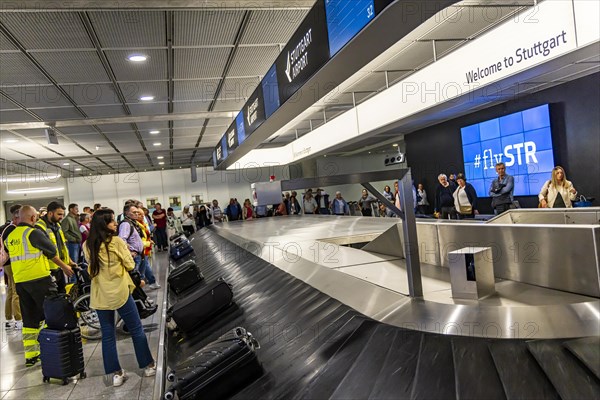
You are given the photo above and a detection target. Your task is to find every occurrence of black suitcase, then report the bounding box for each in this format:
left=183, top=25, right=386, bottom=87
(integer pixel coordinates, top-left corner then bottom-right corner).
left=168, top=279, right=233, bottom=333
left=164, top=327, right=261, bottom=400
left=43, top=293, right=79, bottom=330
left=168, top=260, right=204, bottom=295
left=170, top=240, right=194, bottom=261
left=39, top=328, right=86, bottom=385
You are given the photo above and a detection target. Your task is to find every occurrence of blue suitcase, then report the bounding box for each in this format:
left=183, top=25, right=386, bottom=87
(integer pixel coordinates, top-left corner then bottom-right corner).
left=170, top=240, right=194, bottom=261
left=39, top=327, right=86, bottom=385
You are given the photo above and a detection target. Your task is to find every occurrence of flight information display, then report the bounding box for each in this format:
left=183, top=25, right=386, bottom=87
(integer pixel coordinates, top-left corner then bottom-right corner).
left=461, top=104, right=555, bottom=197
left=262, top=64, right=280, bottom=119
left=325, top=0, right=375, bottom=57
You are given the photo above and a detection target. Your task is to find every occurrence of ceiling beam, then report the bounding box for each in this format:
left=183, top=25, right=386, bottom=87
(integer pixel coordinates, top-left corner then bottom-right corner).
left=0, top=1, right=315, bottom=11
left=0, top=111, right=237, bottom=131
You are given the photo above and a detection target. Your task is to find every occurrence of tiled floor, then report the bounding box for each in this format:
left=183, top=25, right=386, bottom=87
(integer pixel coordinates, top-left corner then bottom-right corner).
left=0, top=253, right=167, bottom=400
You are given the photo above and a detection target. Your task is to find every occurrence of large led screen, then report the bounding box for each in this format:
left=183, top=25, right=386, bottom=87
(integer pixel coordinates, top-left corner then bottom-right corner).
left=461, top=104, right=555, bottom=197
left=325, top=0, right=376, bottom=57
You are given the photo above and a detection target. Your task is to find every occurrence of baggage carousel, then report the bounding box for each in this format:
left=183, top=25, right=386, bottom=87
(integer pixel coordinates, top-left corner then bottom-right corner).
left=160, top=215, right=600, bottom=399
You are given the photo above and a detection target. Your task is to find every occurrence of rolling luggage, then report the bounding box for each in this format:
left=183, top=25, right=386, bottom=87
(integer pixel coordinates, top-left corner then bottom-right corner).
left=43, top=293, right=78, bottom=330
left=164, top=327, right=261, bottom=400
left=167, top=279, right=233, bottom=333
left=39, top=327, right=86, bottom=385
left=170, top=239, right=194, bottom=261
left=168, top=260, right=204, bottom=295
left=170, top=233, right=184, bottom=241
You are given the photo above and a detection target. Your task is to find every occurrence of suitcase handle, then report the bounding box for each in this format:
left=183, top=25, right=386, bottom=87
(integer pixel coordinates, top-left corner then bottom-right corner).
left=217, top=277, right=233, bottom=290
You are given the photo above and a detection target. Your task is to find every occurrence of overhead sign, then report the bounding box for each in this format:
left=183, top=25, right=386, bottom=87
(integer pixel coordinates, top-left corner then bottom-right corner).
left=262, top=64, right=280, bottom=119
left=236, top=111, right=246, bottom=146
left=275, top=0, right=330, bottom=104
left=226, top=124, right=237, bottom=153
left=243, top=84, right=266, bottom=136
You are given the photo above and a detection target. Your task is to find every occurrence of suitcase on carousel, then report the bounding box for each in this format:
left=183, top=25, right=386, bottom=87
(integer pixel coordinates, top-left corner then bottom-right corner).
left=170, top=239, right=194, bottom=261
left=168, top=260, right=204, bottom=295
left=164, top=327, right=262, bottom=400
left=167, top=279, right=233, bottom=333
left=39, top=327, right=86, bottom=385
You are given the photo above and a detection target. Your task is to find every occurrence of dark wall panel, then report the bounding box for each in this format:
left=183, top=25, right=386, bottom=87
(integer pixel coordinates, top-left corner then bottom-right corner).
left=406, top=72, right=600, bottom=214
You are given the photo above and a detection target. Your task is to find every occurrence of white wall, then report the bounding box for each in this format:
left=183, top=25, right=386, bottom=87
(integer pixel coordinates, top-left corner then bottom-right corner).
left=1, top=177, right=70, bottom=221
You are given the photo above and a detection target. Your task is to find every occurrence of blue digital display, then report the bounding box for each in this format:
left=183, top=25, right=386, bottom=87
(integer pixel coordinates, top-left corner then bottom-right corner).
left=325, top=0, right=376, bottom=57
left=262, top=64, right=280, bottom=119
left=236, top=111, right=246, bottom=145
left=461, top=104, right=555, bottom=197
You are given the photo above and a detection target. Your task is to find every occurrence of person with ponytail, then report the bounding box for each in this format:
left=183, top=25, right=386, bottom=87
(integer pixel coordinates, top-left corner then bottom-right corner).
left=83, top=209, right=156, bottom=387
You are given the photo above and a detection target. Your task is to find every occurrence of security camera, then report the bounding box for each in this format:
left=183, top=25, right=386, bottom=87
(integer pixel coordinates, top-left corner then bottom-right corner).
left=384, top=150, right=405, bottom=167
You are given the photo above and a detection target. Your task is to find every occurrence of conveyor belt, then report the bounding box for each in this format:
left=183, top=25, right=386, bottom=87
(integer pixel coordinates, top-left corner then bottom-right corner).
left=165, top=228, right=600, bottom=399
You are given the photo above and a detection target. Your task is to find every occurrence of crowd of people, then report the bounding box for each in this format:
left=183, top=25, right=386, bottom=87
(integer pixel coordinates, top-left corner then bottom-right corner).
left=1, top=200, right=159, bottom=386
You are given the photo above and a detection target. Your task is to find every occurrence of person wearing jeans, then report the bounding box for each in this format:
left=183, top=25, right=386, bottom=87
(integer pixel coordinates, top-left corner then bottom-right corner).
left=83, top=209, right=156, bottom=387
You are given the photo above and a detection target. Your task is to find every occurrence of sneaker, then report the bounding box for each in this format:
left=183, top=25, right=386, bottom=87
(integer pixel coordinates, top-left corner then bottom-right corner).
left=144, top=363, right=157, bottom=377
left=13, top=321, right=22, bottom=330
left=148, top=283, right=161, bottom=290
left=25, top=355, right=40, bottom=367
left=4, top=321, right=14, bottom=330
left=113, top=370, right=127, bottom=387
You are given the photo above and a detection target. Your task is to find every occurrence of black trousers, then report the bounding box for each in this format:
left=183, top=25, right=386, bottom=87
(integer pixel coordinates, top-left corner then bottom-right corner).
left=362, top=209, right=372, bottom=217
left=182, top=225, right=195, bottom=236
left=15, top=276, right=55, bottom=329
left=155, top=226, right=168, bottom=249
left=50, top=268, right=66, bottom=294
left=441, top=206, right=457, bottom=220
left=494, top=203, right=512, bottom=215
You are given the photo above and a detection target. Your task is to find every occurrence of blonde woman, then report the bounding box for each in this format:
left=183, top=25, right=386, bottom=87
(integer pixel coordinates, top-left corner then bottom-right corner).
left=538, top=166, right=577, bottom=208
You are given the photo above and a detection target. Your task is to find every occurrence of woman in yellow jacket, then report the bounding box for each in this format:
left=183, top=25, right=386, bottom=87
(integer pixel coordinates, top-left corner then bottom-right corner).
left=83, top=209, right=156, bottom=387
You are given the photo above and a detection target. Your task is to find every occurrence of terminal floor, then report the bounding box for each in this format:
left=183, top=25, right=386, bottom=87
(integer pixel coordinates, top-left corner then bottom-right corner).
left=0, top=253, right=167, bottom=400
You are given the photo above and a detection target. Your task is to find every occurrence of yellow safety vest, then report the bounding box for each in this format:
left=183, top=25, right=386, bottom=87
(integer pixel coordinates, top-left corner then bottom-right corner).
left=5, top=226, right=51, bottom=283
left=35, top=219, right=71, bottom=271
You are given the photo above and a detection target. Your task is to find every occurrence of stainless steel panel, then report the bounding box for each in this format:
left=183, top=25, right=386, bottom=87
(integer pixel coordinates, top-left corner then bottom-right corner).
left=487, top=208, right=600, bottom=225
left=416, top=222, right=442, bottom=266
left=448, top=247, right=495, bottom=300
left=437, top=223, right=600, bottom=297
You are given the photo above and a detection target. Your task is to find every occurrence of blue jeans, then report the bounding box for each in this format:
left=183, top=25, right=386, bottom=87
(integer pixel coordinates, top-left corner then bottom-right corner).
left=96, top=296, right=154, bottom=374
left=140, top=257, right=156, bottom=285
left=67, top=242, right=80, bottom=264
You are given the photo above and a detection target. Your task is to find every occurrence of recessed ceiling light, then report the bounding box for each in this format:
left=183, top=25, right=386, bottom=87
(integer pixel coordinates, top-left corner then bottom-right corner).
left=392, top=144, right=399, bottom=147
left=153, top=142, right=161, bottom=146
left=150, top=130, right=160, bottom=134
left=63, top=162, right=70, bottom=166
left=159, top=162, right=165, bottom=165
left=127, top=54, right=148, bottom=62
left=139, top=96, right=155, bottom=101
left=157, top=156, right=164, bottom=159
left=4, top=139, right=19, bottom=143
left=75, top=168, right=82, bottom=171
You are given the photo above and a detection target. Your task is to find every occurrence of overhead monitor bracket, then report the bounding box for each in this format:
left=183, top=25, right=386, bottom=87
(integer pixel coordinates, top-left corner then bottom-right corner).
left=45, top=122, right=59, bottom=145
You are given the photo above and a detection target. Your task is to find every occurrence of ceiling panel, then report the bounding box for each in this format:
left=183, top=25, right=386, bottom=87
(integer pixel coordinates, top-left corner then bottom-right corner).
left=0, top=13, right=93, bottom=50
left=229, top=46, right=280, bottom=77
left=142, top=139, right=167, bottom=151
left=0, top=53, right=51, bottom=86
left=420, top=5, right=522, bottom=40
left=172, top=136, right=195, bottom=149
left=105, top=49, right=167, bottom=82
left=0, top=109, right=37, bottom=123
left=29, top=107, right=84, bottom=120
left=88, top=11, right=166, bottom=48
left=206, top=117, right=233, bottom=128
left=58, top=126, right=98, bottom=135
left=212, top=98, right=247, bottom=112
left=11, top=128, right=45, bottom=138
left=97, top=123, right=132, bottom=133
left=173, top=128, right=201, bottom=138
left=60, top=83, right=121, bottom=106
left=0, top=32, right=18, bottom=51
left=126, top=102, right=169, bottom=116
left=219, top=77, right=260, bottom=100
left=435, top=40, right=466, bottom=59
left=174, top=48, right=230, bottom=79
left=135, top=121, right=170, bottom=132
left=78, top=105, right=128, bottom=118
left=173, top=101, right=211, bottom=113
left=203, top=126, right=228, bottom=136
left=105, top=131, right=135, bottom=141
left=29, top=140, right=90, bottom=157
left=108, top=140, right=144, bottom=152
left=1, top=85, right=73, bottom=108
left=173, top=119, right=206, bottom=129
left=346, top=72, right=387, bottom=93
left=174, top=79, right=220, bottom=101
left=375, top=41, right=434, bottom=72
left=174, top=10, right=244, bottom=46
left=33, top=51, right=110, bottom=84
left=242, top=9, right=309, bottom=45
left=118, top=81, right=168, bottom=102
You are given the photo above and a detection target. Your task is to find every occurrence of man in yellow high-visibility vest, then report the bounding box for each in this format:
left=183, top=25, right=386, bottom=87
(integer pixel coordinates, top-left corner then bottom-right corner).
left=5, top=205, right=74, bottom=367
left=35, top=201, right=77, bottom=293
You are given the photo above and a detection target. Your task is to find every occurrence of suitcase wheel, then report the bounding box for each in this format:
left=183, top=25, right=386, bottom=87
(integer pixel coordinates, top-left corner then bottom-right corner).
left=80, top=371, right=87, bottom=379
left=166, top=372, right=176, bottom=382
left=62, top=378, right=69, bottom=386
left=164, top=390, right=175, bottom=400
left=43, top=376, right=50, bottom=383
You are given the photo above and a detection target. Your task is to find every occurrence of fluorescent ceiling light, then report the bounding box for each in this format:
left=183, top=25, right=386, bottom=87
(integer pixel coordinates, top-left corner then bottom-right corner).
left=153, top=142, right=162, bottom=146
left=150, top=130, right=160, bottom=134
left=63, top=162, right=70, bottom=166
left=157, top=156, right=164, bottom=159
left=0, top=174, right=61, bottom=183
left=7, top=187, right=64, bottom=194
left=75, top=168, right=82, bottom=171
left=392, top=144, right=398, bottom=147
left=3, top=139, right=19, bottom=143
left=139, top=96, right=155, bottom=101
left=127, top=54, right=147, bottom=62
left=159, top=162, right=165, bottom=165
